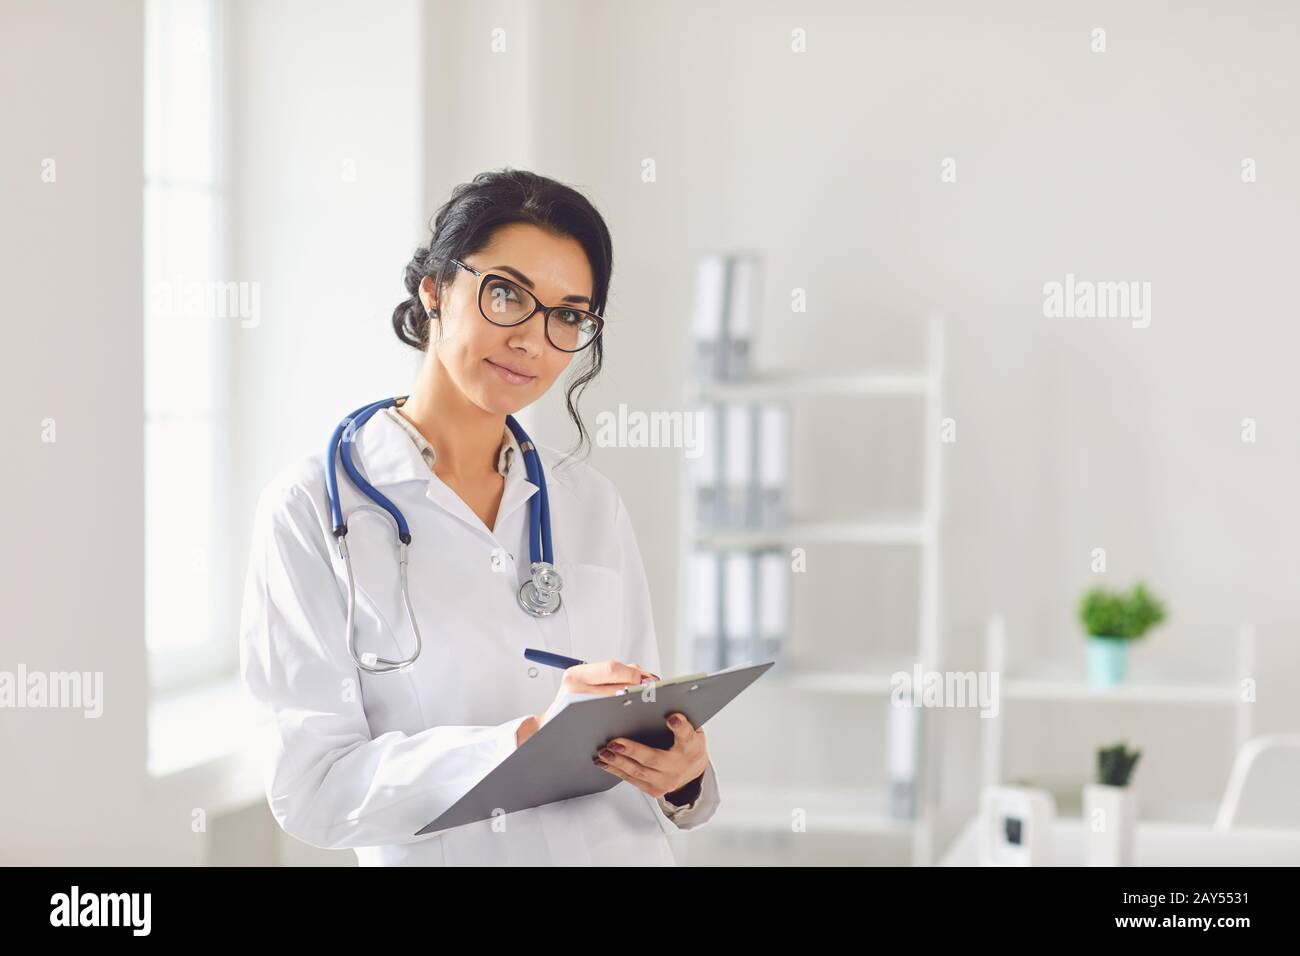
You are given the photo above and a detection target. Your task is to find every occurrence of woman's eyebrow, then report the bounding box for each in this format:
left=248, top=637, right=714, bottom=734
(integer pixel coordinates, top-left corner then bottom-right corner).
left=492, top=264, right=592, bottom=305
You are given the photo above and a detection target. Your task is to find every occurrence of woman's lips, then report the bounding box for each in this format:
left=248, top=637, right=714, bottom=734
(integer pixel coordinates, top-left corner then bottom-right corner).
left=485, top=358, right=536, bottom=386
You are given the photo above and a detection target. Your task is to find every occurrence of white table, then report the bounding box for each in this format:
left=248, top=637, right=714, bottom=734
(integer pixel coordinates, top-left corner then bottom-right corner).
left=939, top=818, right=1300, bottom=866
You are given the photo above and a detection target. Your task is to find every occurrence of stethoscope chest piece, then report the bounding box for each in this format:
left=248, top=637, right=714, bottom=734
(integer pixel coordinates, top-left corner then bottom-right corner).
left=518, top=561, right=563, bottom=617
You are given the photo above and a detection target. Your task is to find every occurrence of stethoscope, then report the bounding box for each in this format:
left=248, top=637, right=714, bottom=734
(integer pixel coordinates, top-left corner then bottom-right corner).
left=325, top=396, right=563, bottom=674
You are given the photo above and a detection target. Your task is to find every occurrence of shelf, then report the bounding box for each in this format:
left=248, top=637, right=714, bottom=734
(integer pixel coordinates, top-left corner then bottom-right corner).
left=710, top=786, right=917, bottom=835
left=939, top=816, right=1300, bottom=866
left=687, top=372, right=934, bottom=402
left=677, top=317, right=947, bottom=863
left=997, top=784, right=1222, bottom=826
left=980, top=620, right=1256, bottom=829
left=1001, top=675, right=1240, bottom=704
left=694, top=517, right=932, bottom=549
left=987, top=655, right=1242, bottom=707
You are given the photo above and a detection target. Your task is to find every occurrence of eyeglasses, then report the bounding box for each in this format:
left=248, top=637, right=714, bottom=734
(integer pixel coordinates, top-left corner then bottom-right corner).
left=448, top=258, right=604, bottom=353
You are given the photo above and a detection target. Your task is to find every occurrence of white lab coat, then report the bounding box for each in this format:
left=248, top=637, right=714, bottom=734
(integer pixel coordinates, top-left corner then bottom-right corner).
left=239, top=407, right=719, bottom=865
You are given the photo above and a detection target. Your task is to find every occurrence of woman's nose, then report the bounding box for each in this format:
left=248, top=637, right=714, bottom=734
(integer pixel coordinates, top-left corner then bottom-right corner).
left=507, top=316, right=546, bottom=355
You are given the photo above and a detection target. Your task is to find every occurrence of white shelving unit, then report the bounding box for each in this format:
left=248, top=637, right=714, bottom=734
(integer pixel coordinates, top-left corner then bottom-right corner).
left=676, top=317, right=946, bottom=866
left=980, top=615, right=1256, bottom=813
left=706, top=786, right=916, bottom=837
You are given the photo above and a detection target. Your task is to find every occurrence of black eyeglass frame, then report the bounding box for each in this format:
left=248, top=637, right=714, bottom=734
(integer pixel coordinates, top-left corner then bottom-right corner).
left=447, top=258, right=605, bottom=353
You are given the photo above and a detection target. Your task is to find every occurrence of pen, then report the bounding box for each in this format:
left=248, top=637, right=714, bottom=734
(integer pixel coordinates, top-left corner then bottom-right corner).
left=523, top=648, right=584, bottom=670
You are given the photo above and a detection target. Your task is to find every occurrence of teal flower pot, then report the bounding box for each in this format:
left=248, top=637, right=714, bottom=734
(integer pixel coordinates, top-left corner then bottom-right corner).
left=1087, top=636, right=1129, bottom=688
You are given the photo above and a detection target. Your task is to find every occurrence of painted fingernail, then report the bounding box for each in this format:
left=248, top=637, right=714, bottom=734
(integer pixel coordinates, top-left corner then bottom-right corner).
left=608, top=742, right=624, bottom=752
left=599, top=748, right=614, bottom=759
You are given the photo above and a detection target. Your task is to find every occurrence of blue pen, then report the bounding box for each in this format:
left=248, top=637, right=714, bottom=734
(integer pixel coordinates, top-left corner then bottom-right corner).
left=524, top=648, right=585, bottom=670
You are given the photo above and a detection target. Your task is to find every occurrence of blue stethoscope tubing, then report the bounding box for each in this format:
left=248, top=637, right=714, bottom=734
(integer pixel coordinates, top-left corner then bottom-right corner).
left=325, top=396, right=562, bottom=674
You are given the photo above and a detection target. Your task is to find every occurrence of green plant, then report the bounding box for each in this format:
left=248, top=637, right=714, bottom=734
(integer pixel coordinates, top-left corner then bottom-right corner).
left=1097, top=742, right=1142, bottom=787
left=1078, top=582, right=1166, bottom=640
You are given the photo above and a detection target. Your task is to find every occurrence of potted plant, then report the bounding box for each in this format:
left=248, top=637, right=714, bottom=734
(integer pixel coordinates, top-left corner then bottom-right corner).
left=1078, top=583, right=1166, bottom=688
left=1084, top=742, right=1141, bottom=866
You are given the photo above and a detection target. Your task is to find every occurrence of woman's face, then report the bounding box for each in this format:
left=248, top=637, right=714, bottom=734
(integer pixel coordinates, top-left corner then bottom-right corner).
left=420, top=222, right=594, bottom=416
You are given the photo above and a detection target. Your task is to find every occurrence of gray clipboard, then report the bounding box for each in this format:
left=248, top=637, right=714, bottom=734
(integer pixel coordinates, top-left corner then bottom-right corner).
left=414, top=660, right=773, bottom=835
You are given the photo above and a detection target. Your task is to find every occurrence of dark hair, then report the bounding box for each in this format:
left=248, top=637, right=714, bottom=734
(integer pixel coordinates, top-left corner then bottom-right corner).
left=393, top=168, right=613, bottom=460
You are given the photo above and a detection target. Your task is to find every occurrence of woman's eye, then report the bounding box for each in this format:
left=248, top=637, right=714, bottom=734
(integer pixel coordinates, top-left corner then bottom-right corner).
left=486, top=282, right=525, bottom=314
left=554, top=309, right=580, bottom=325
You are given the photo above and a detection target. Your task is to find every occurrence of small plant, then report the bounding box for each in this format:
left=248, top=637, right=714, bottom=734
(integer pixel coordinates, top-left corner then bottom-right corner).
left=1078, top=583, right=1166, bottom=640
left=1097, top=742, right=1142, bottom=787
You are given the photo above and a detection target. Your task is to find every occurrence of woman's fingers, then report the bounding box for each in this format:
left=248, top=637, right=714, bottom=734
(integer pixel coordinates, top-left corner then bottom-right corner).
left=600, top=736, right=667, bottom=771
left=594, top=713, right=709, bottom=797
left=567, top=678, right=642, bottom=697
left=564, top=659, right=657, bottom=694
left=593, top=749, right=671, bottom=794
left=632, top=662, right=661, bottom=681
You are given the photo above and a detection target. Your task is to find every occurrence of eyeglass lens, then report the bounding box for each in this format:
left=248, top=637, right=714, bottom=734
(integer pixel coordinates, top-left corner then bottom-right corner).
left=480, top=275, right=600, bottom=352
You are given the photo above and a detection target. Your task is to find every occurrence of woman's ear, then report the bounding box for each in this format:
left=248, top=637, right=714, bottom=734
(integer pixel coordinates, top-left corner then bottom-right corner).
left=419, top=274, right=439, bottom=317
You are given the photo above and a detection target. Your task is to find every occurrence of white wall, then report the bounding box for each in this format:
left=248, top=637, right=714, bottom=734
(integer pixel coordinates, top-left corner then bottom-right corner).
left=0, top=0, right=154, bottom=863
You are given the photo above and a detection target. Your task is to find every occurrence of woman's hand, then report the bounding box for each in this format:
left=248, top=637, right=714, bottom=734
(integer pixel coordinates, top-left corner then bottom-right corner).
left=593, top=712, right=709, bottom=802
left=516, top=660, right=658, bottom=747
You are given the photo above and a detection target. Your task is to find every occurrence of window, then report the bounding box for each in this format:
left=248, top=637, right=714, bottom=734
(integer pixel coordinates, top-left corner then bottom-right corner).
left=144, top=0, right=231, bottom=690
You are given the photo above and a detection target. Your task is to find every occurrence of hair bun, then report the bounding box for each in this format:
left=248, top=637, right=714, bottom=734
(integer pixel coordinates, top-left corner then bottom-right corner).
left=403, top=248, right=430, bottom=296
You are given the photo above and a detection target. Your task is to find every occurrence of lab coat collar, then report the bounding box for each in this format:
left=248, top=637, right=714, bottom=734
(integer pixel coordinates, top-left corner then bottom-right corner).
left=352, top=406, right=515, bottom=486
left=381, top=406, right=516, bottom=478
left=353, top=406, right=538, bottom=535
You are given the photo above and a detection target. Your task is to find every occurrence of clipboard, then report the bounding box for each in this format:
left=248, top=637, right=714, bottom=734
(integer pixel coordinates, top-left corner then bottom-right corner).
left=414, top=660, right=773, bottom=835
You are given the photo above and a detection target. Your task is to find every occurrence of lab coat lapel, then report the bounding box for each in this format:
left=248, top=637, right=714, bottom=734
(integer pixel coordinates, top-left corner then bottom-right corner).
left=486, top=416, right=541, bottom=531
left=422, top=479, right=491, bottom=535
left=420, top=473, right=538, bottom=536
left=421, top=429, right=540, bottom=536
left=494, top=465, right=539, bottom=529
left=359, top=405, right=541, bottom=537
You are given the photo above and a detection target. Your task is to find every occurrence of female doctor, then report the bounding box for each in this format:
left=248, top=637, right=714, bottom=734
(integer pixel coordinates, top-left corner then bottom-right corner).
left=239, top=169, right=719, bottom=865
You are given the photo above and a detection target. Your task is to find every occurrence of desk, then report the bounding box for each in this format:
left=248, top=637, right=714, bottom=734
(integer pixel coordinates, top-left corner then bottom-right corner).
left=939, top=818, right=1300, bottom=866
